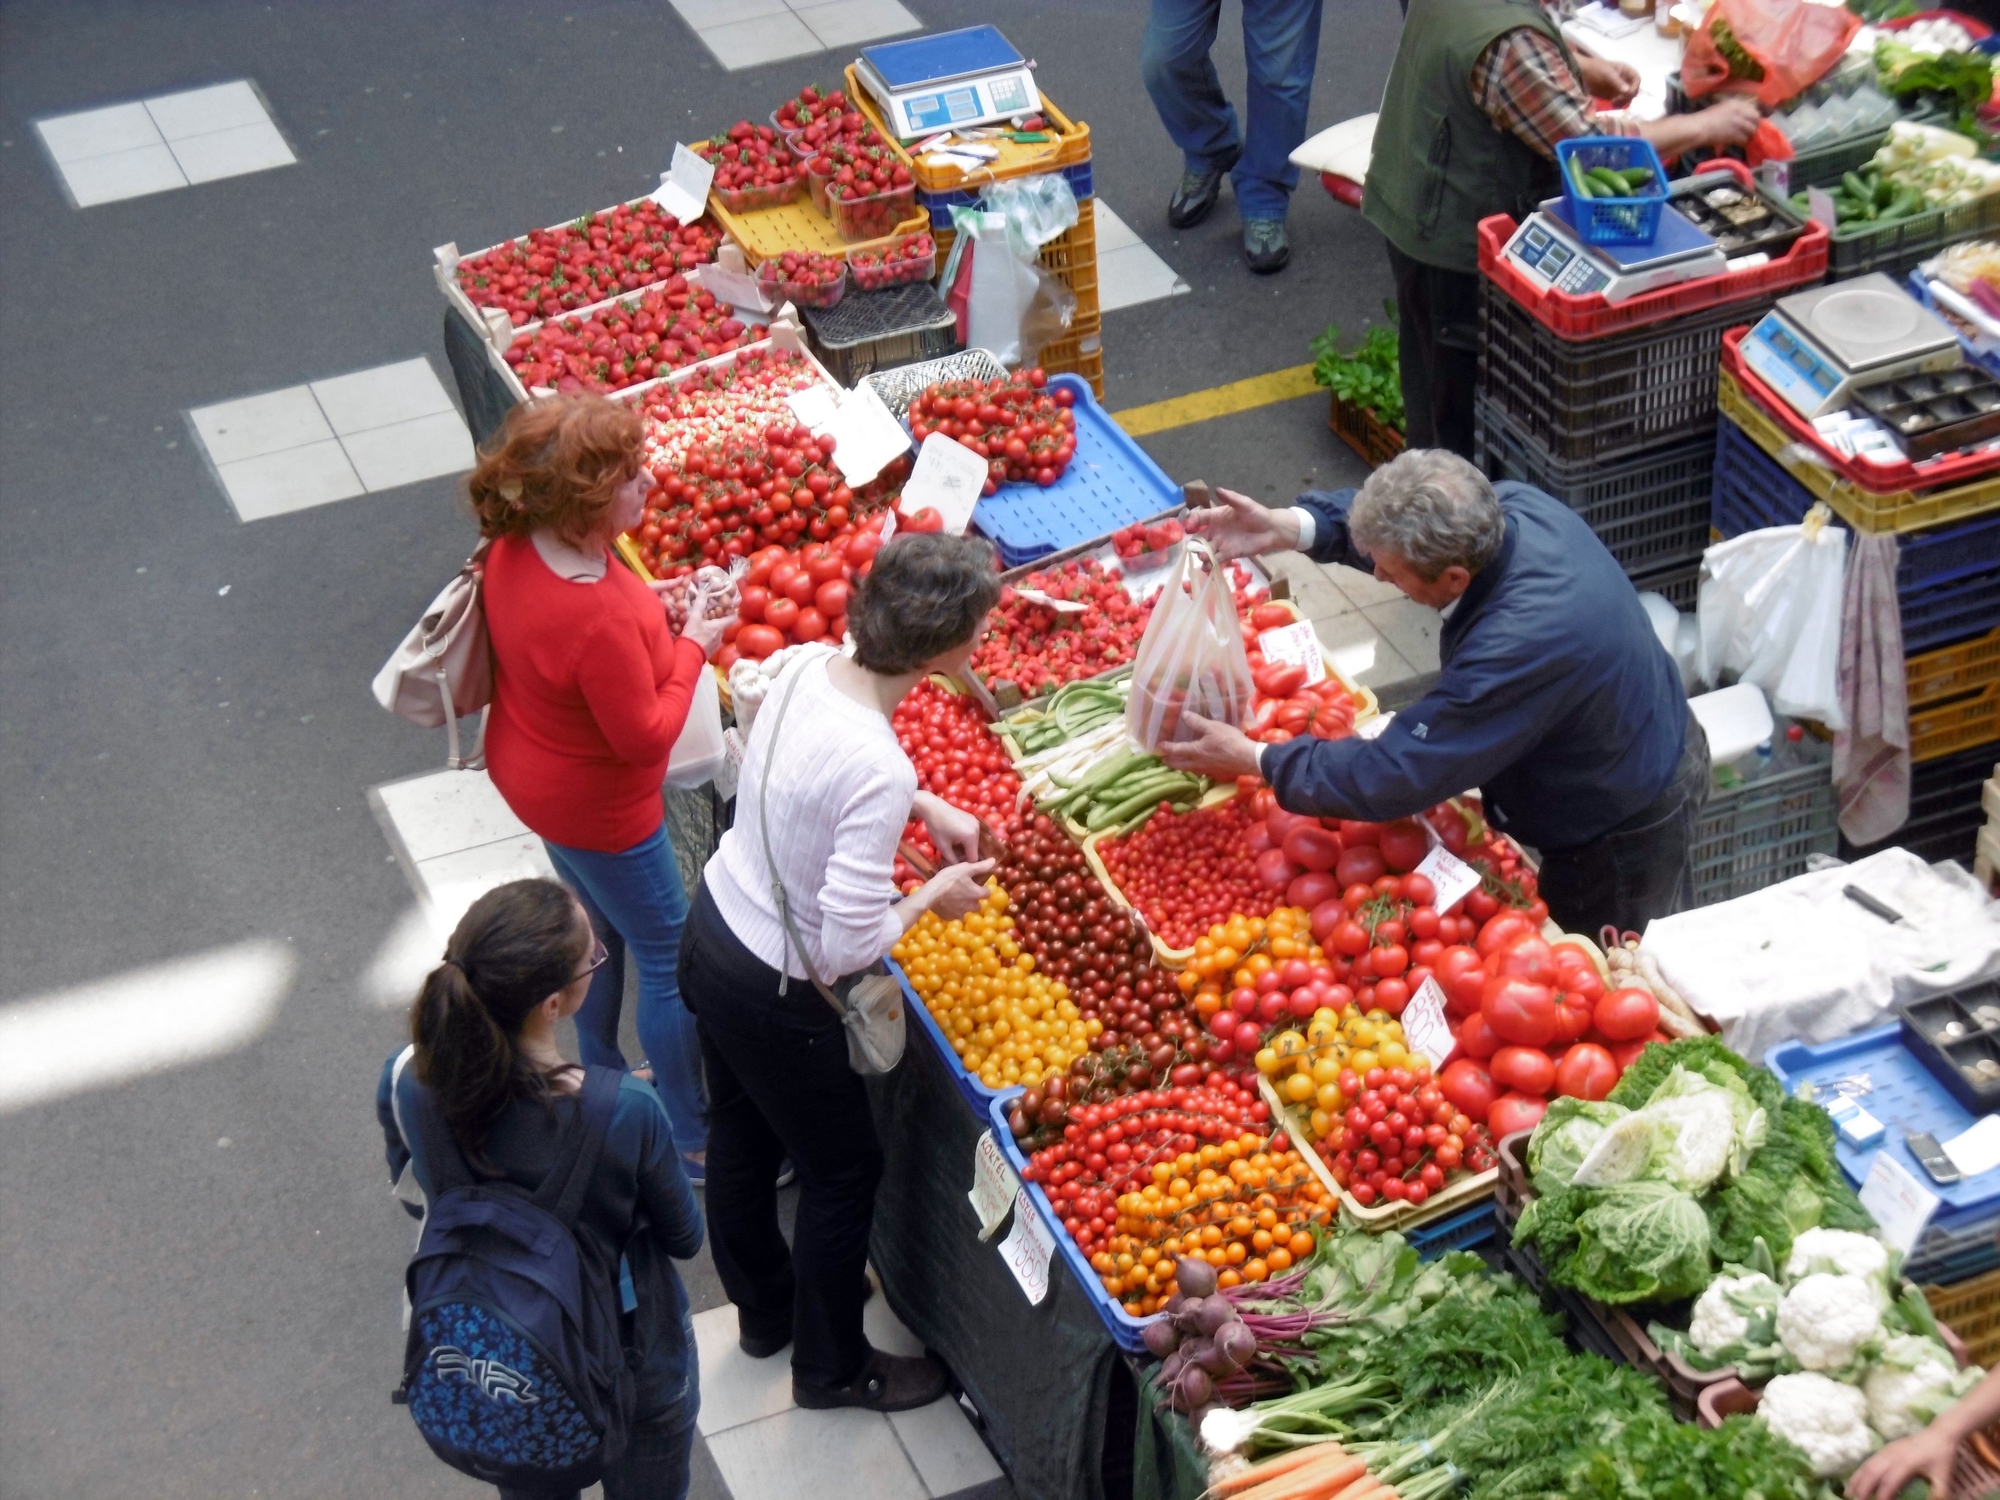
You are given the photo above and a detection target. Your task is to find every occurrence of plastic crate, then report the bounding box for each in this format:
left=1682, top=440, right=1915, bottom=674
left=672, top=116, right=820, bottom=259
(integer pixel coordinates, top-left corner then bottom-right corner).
left=1479, top=280, right=1778, bottom=466
left=1914, top=683, right=2000, bottom=763
left=1912, top=629, right=2000, bottom=709
left=1473, top=395, right=1714, bottom=575
left=891, top=958, right=1008, bottom=1115
left=919, top=158, right=1094, bottom=228
left=848, top=64, right=1091, bottom=193
left=1629, top=557, right=1702, bottom=611
left=935, top=197, right=1101, bottom=330
left=1663, top=74, right=1949, bottom=193
left=1827, top=186, right=2000, bottom=283
left=1928, top=1265, right=2000, bottom=1363
left=1688, top=754, right=1840, bottom=906
left=800, top=280, right=957, bottom=385
left=1556, top=137, right=1668, bottom=245
left=707, top=191, right=930, bottom=269
left=1718, top=366, right=2000, bottom=535
left=1842, top=733, right=2000, bottom=866
left=1407, top=1202, right=1500, bottom=1259
left=1329, top=391, right=1405, bottom=467
left=1712, top=417, right=2000, bottom=654
left=1037, top=319, right=1104, bottom=400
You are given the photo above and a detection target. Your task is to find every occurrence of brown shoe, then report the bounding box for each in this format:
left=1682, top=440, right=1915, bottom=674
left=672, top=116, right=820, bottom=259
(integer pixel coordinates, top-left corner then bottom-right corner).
left=793, top=1348, right=949, bottom=1412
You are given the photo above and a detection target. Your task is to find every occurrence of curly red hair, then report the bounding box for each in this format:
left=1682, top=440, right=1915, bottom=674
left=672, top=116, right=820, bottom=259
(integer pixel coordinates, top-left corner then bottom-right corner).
left=466, top=394, right=644, bottom=544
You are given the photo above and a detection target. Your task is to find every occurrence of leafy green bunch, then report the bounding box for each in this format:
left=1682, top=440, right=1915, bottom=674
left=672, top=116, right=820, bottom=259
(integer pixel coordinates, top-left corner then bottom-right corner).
left=1311, top=302, right=1404, bottom=432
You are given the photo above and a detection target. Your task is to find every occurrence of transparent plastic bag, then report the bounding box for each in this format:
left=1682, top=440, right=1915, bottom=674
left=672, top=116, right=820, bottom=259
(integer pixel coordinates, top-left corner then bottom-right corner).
left=1125, top=539, right=1256, bottom=749
left=1682, top=0, right=1861, bottom=109
left=1696, top=509, right=1849, bottom=729
left=944, top=205, right=1074, bottom=367
left=979, top=172, right=1080, bottom=253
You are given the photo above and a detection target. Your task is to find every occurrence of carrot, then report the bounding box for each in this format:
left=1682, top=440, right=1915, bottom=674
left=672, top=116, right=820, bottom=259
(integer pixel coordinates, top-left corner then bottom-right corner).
left=1232, top=1452, right=1370, bottom=1500
left=1326, top=1477, right=1389, bottom=1500
left=1207, top=1445, right=1344, bottom=1497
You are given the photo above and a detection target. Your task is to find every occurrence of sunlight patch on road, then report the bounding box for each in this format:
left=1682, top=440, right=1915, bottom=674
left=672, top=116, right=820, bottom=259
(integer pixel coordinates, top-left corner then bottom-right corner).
left=0, top=940, right=294, bottom=1114
left=361, top=903, right=443, bottom=1012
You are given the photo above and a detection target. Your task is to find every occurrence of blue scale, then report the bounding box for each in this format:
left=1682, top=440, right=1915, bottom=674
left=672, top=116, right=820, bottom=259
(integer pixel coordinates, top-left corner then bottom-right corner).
left=1740, top=274, right=1962, bottom=420
left=1500, top=194, right=1725, bottom=303
left=853, top=26, right=1042, bottom=141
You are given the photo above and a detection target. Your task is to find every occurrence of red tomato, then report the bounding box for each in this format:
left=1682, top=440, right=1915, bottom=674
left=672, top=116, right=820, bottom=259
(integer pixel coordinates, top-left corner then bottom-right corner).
left=764, top=596, right=800, bottom=632
left=1281, top=825, right=1340, bottom=872
left=1375, top=977, right=1411, bottom=1013
left=1439, top=1058, right=1498, bottom=1126
left=736, top=623, right=785, bottom=659
left=1401, top=874, right=1437, bottom=907
left=1488, top=1092, right=1550, bottom=1138
left=1481, top=975, right=1556, bottom=1048
left=1490, top=1045, right=1555, bottom=1096
left=770, top=560, right=802, bottom=595
left=782, top=569, right=818, bottom=607
left=1310, top=899, right=1346, bottom=947
left=1249, top=602, right=1293, bottom=630
left=1487, top=936, right=1557, bottom=986
left=1437, top=946, right=1486, bottom=1017
left=737, top=585, right=770, bottom=622
left=1255, top=848, right=1297, bottom=890
left=807, top=551, right=845, bottom=586
left=1475, top=913, right=1537, bottom=958
left=814, top=579, right=851, bottom=618
left=1377, top=819, right=1430, bottom=873
left=1338, top=820, right=1383, bottom=847
left=1370, top=944, right=1409, bottom=978
left=1608, top=1037, right=1652, bottom=1072
left=1335, top=844, right=1387, bottom=888
left=1266, top=809, right=1316, bottom=844
left=792, top=607, right=828, bottom=641
left=1287, top=871, right=1339, bottom=910
left=1548, top=985, right=1595, bottom=1045
left=1554, top=1042, right=1619, bottom=1101
left=1331, top=919, right=1370, bottom=958
left=1455, top=1010, right=1502, bottom=1060
left=1595, top=987, right=1661, bottom=1042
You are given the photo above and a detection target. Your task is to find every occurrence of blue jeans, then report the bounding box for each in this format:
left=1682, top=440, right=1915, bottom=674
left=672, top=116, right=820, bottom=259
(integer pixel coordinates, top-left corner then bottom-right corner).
left=1140, top=0, right=1325, bottom=221
left=543, top=826, right=707, bottom=1157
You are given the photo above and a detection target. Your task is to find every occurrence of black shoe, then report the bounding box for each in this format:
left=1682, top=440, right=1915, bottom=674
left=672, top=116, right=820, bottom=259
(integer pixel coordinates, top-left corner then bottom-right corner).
left=1168, top=166, right=1230, bottom=229
left=794, top=1348, right=949, bottom=1413
left=740, top=1327, right=790, bottom=1359
left=1243, top=218, right=1290, bottom=273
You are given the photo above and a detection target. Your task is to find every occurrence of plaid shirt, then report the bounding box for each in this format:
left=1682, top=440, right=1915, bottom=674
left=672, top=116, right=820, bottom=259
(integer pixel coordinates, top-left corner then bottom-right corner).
left=1472, top=26, right=1641, bottom=161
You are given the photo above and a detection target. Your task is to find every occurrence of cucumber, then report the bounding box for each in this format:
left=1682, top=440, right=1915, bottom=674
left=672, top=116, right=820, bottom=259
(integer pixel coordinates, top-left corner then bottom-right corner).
left=1568, top=158, right=1596, bottom=199
left=1616, top=167, right=1654, bottom=191
left=1587, top=165, right=1627, bottom=195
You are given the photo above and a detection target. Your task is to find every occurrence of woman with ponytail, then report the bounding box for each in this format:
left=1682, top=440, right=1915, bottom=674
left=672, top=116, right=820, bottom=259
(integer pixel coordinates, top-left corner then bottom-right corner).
left=470, top=393, right=723, bottom=1184
left=376, top=878, right=704, bottom=1500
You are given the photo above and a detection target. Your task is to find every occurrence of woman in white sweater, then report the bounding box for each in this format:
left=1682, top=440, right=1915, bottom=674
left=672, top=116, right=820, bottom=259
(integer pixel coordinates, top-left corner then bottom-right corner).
left=681, top=533, right=999, bottom=1412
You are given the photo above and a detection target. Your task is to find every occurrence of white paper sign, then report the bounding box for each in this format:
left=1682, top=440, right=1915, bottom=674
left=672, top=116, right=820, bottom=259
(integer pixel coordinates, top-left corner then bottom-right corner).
left=1859, top=1151, right=1941, bottom=1257
left=784, top=385, right=840, bottom=430
left=1256, top=621, right=1328, bottom=684
left=1357, top=711, right=1394, bottom=741
left=433, top=240, right=461, bottom=272
left=997, top=1188, right=1054, bottom=1304
left=1944, top=1115, right=2000, bottom=1179
left=969, top=1131, right=1021, bottom=1241
left=713, top=726, right=746, bottom=803
left=1402, top=978, right=1456, bottom=1069
left=653, top=143, right=715, bottom=224
left=822, top=384, right=913, bottom=488
left=1414, top=843, right=1483, bottom=915
left=690, top=262, right=773, bottom=316
left=900, top=432, right=990, bottom=535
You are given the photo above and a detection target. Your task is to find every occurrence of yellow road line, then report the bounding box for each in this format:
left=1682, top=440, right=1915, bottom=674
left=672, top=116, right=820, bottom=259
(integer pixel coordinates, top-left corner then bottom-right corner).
left=1111, top=364, right=1321, bottom=437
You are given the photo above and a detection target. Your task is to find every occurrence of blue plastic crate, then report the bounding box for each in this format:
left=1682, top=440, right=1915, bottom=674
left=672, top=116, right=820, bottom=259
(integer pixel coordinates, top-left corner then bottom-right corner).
left=984, top=1092, right=1159, bottom=1354
left=890, top=958, right=1011, bottom=1116
left=1764, top=1025, right=2000, bottom=1225
left=919, top=159, right=1094, bottom=228
left=1407, top=1203, right=1499, bottom=1260
left=1712, top=417, right=2000, bottom=653
left=968, top=373, right=1182, bottom=567
left=1555, top=137, right=1668, bottom=246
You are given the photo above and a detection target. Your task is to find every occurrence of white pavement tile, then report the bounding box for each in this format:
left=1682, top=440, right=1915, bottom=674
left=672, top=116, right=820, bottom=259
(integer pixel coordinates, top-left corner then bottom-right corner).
left=310, top=357, right=456, bottom=436
left=373, top=769, right=531, bottom=865
left=1363, top=598, right=1443, bottom=674
left=1308, top=609, right=1418, bottom=692
left=53, top=142, right=187, bottom=207
left=343, top=412, right=477, bottom=493
left=796, top=0, right=924, bottom=50
left=212, top=439, right=364, bottom=522
left=693, top=1304, right=796, bottom=1437
left=35, top=101, right=162, bottom=162
left=707, top=1406, right=928, bottom=1500
left=888, top=1398, right=1006, bottom=1498
left=190, top=385, right=332, bottom=466
left=1094, top=201, right=1142, bottom=254
left=168, top=118, right=295, bottom=184
left=412, top=835, right=558, bottom=931
left=671, top=0, right=789, bottom=25
left=1094, top=202, right=1188, bottom=312
left=1284, top=566, right=1356, bottom=622
left=143, top=80, right=270, bottom=141
left=700, top=11, right=825, bottom=68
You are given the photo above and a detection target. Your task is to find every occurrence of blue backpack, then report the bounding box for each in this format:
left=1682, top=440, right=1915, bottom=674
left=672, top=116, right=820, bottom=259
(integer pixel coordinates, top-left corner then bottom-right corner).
left=393, top=1065, right=634, bottom=1493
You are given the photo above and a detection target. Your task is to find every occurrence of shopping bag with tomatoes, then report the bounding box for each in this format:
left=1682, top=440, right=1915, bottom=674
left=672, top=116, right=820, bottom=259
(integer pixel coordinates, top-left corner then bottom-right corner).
left=1125, top=538, right=1255, bottom=749
left=1681, top=0, right=1860, bottom=107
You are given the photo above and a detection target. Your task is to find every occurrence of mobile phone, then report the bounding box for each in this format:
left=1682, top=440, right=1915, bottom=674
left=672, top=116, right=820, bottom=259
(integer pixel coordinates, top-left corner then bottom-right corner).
left=1907, top=1131, right=1962, bottom=1185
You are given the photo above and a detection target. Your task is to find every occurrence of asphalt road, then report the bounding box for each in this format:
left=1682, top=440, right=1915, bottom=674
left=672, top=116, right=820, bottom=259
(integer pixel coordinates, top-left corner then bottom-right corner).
left=0, top=3, right=1393, bottom=1494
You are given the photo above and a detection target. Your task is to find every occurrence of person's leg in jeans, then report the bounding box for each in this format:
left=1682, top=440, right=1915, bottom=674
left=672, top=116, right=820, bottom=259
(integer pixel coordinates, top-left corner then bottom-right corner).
left=542, top=826, right=707, bottom=1158
left=542, top=840, right=628, bottom=1070
left=1231, top=0, right=1324, bottom=222
left=600, top=1403, right=698, bottom=1500
left=1141, top=0, right=1239, bottom=176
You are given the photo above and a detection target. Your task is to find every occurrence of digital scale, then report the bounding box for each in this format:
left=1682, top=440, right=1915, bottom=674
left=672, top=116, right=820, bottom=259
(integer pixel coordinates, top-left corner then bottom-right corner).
left=1500, top=193, right=1726, bottom=303
left=854, top=26, right=1041, bottom=142
left=1739, top=274, right=1963, bottom=420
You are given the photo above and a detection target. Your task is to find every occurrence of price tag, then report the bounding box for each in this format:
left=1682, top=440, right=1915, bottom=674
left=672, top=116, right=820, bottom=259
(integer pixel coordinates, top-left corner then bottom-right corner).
left=997, top=1188, right=1054, bottom=1304
left=1414, top=842, right=1483, bottom=915
left=690, top=262, right=772, bottom=316
left=1356, top=711, right=1394, bottom=741
left=1859, top=1151, right=1940, bottom=1256
left=784, top=385, right=839, bottom=430
left=653, top=143, right=714, bottom=223
left=1807, top=186, right=1838, bottom=234
left=1256, top=621, right=1328, bottom=684
left=821, top=384, right=914, bottom=488
left=900, top=432, right=990, bottom=535
left=713, top=726, right=746, bottom=803
left=1401, top=977, right=1456, bottom=1069
left=968, top=1130, right=1021, bottom=1241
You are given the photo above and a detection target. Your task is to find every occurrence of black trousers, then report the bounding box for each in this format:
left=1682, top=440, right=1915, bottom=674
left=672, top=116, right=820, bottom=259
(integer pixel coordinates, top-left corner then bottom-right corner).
left=1386, top=242, right=1482, bottom=461
left=1536, top=716, right=1712, bottom=941
left=677, top=884, right=883, bottom=1389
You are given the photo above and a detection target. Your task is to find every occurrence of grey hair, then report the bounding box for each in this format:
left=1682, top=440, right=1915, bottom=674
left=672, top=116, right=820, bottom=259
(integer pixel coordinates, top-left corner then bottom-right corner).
left=1348, top=450, right=1506, bottom=579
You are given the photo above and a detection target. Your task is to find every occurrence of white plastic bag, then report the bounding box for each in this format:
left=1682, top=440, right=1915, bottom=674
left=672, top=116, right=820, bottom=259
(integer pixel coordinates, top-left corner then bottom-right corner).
left=1696, top=509, right=1848, bottom=730
left=979, top=172, right=1079, bottom=251
left=1125, top=539, right=1255, bottom=749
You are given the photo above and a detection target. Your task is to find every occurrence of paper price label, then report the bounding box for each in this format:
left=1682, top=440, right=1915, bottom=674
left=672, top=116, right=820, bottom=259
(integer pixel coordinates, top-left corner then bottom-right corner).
left=653, top=143, right=715, bottom=224
left=1860, top=1151, right=1940, bottom=1256
left=784, top=385, right=839, bottom=430
left=690, top=262, right=772, bottom=316
left=1255, top=622, right=1327, bottom=684
left=1414, top=842, right=1482, bottom=915
left=900, top=431, right=990, bottom=535
left=968, top=1130, right=1020, bottom=1242
left=1402, top=978, right=1455, bottom=1070
left=997, top=1188, right=1054, bottom=1304
left=822, top=384, right=913, bottom=488
left=713, top=726, right=746, bottom=803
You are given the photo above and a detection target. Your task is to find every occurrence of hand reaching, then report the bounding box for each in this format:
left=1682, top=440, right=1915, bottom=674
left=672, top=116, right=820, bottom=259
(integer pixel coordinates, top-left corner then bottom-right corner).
left=1184, top=487, right=1304, bottom=561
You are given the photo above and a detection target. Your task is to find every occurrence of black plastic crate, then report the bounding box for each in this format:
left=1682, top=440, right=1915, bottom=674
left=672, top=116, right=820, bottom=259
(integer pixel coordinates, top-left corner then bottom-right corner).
left=1478, top=278, right=1792, bottom=465
left=1899, top=979, right=2000, bottom=1114
left=1840, top=738, right=2000, bottom=868
left=1474, top=395, right=1713, bottom=576
left=1690, top=749, right=1839, bottom=906
left=801, top=281, right=957, bottom=386
left=1712, top=417, right=2000, bottom=655
left=1829, top=193, right=2000, bottom=284
left=1630, top=558, right=1702, bottom=611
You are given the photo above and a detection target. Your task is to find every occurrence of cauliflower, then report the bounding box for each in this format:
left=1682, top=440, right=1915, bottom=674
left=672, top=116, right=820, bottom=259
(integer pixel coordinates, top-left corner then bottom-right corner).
left=1778, top=1273, right=1883, bottom=1372
left=1760, top=1371, right=1876, bottom=1478
left=1864, top=1335, right=1983, bottom=1441
left=1689, top=1271, right=1783, bottom=1359
left=1785, top=1228, right=1890, bottom=1290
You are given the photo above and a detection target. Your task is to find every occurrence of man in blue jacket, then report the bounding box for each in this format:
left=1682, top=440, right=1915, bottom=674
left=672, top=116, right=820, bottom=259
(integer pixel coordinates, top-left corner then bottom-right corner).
left=1160, top=449, right=1709, bottom=937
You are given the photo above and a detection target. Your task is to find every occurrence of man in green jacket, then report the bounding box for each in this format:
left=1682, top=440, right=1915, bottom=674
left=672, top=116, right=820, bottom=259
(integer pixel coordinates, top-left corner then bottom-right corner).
left=1366, top=0, right=1762, bottom=457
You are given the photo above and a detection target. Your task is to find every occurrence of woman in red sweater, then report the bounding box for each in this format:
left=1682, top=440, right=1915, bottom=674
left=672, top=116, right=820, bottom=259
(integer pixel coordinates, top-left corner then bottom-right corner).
left=471, top=395, right=725, bottom=1177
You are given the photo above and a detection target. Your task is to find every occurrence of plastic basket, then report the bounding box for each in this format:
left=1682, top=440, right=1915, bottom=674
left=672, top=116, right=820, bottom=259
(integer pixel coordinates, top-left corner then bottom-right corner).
left=1555, top=137, right=1668, bottom=245
left=1406, top=1202, right=1500, bottom=1259
left=1910, top=628, right=2000, bottom=709
left=828, top=180, right=918, bottom=244
left=1663, top=74, right=1948, bottom=193
left=1688, top=754, right=1839, bottom=906
left=1928, top=1266, right=2000, bottom=1364
left=1473, top=395, right=1714, bottom=576
left=1913, top=682, right=2000, bottom=762
left=1827, top=186, right=2000, bottom=283
left=848, top=64, right=1091, bottom=193
left=707, top=190, right=930, bottom=269
left=800, top=280, right=957, bottom=385
left=1479, top=281, right=1781, bottom=466
left=919, top=158, right=1094, bottom=227
left=1712, top=417, right=2000, bottom=654
left=1717, top=364, right=2000, bottom=534
left=1329, top=391, right=1405, bottom=467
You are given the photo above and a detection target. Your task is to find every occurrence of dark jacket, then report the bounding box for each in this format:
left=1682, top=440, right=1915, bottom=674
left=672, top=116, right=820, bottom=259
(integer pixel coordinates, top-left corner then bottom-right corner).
left=1261, top=482, right=1687, bottom=850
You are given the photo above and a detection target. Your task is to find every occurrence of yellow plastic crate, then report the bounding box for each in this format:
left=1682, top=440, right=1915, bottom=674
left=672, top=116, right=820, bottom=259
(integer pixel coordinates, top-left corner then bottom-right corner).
left=1913, top=682, right=2000, bottom=763
left=1910, top=627, right=2000, bottom=710
left=1718, top=369, right=2000, bottom=534
left=845, top=65, right=1090, bottom=194
left=1928, top=1267, right=2000, bottom=1370
left=1040, top=316, right=1104, bottom=399
left=708, top=194, right=930, bottom=269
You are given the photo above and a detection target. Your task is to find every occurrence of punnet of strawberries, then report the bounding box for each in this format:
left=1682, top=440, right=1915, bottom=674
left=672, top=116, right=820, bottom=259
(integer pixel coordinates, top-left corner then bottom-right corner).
left=453, top=200, right=722, bottom=326
left=773, top=85, right=884, bottom=155
left=908, top=370, right=1077, bottom=494
left=694, top=123, right=802, bottom=212
left=755, top=251, right=846, bottom=309
left=501, top=282, right=762, bottom=394
left=847, top=231, right=936, bottom=290
left=823, top=147, right=918, bottom=242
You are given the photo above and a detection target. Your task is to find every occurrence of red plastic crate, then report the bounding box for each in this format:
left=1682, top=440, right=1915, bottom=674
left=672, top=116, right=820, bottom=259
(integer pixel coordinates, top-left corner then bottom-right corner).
left=1477, top=162, right=1829, bottom=342
left=1720, top=326, right=2000, bottom=495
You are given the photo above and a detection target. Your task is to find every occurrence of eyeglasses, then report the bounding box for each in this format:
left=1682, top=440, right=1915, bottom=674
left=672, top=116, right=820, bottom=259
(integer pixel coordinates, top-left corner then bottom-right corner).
left=577, top=937, right=609, bottom=982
